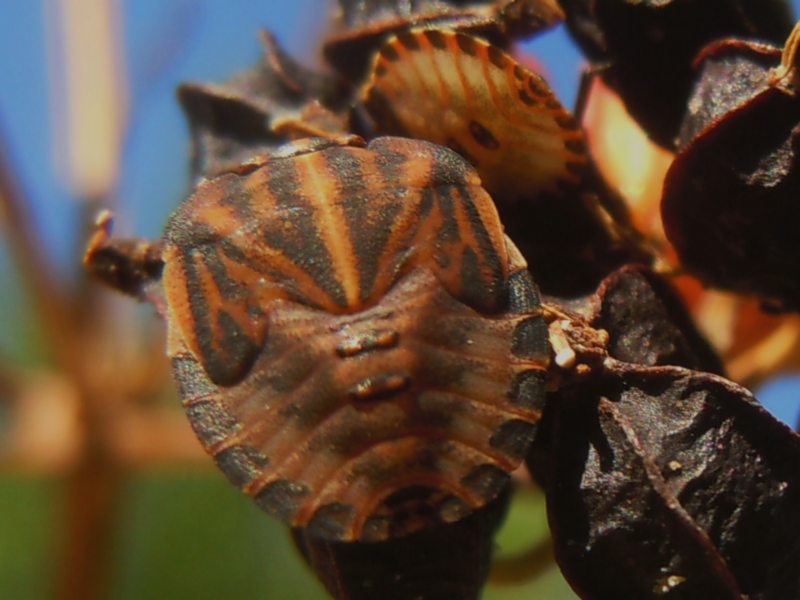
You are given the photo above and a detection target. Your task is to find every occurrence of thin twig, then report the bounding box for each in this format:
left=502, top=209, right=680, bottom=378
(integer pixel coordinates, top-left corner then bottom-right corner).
left=0, top=120, right=76, bottom=368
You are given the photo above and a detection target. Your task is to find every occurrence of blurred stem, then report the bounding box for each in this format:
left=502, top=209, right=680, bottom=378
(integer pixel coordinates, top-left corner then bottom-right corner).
left=489, top=538, right=555, bottom=585
left=0, top=123, right=76, bottom=368
left=57, top=457, right=120, bottom=600
left=57, top=204, right=122, bottom=600
left=0, top=121, right=122, bottom=599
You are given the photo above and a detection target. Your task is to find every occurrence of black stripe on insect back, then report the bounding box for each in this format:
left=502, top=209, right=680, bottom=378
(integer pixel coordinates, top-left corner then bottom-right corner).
left=372, top=141, right=409, bottom=186
left=324, top=148, right=405, bottom=303
left=507, top=370, right=546, bottom=411
left=262, top=157, right=348, bottom=308
left=215, top=173, right=255, bottom=218
left=181, top=252, right=258, bottom=385
left=197, top=244, right=239, bottom=299
left=429, top=143, right=472, bottom=187
left=435, top=186, right=460, bottom=246
left=454, top=187, right=506, bottom=312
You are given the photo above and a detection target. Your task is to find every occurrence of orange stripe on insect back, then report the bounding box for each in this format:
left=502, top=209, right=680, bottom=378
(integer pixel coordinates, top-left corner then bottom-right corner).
left=396, top=33, right=444, bottom=113
left=417, top=32, right=452, bottom=110
left=163, top=246, right=199, bottom=358
left=294, top=151, right=362, bottom=308
left=191, top=187, right=248, bottom=237
left=355, top=157, right=429, bottom=305
left=452, top=185, right=508, bottom=287
left=446, top=34, right=480, bottom=122
left=474, top=44, right=567, bottom=155
left=236, top=167, right=345, bottom=312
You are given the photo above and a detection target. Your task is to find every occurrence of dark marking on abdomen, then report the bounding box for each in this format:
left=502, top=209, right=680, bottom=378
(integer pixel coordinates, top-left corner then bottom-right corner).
left=396, top=31, right=421, bottom=51
left=507, top=270, right=541, bottom=313
left=507, top=370, right=546, bottom=410
left=489, top=419, right=537, bottom=461
left=469, top=120, right=500, bottom=150
left=307, top=503, right=356, bottom=539
left=215, top=444, right=268, bottom=487
left=460, top=464, right=509, bottom=501
left=424, top=29, right=447, bottom=50
left=456, top=34, right=478, bottom=56
left=511, top=316, right=550, bottom=360
left=487, top=45, right=507, bottom=70
left=184, top=399, right=239, bottom=447
left=254, top=479, right=310, bottom=521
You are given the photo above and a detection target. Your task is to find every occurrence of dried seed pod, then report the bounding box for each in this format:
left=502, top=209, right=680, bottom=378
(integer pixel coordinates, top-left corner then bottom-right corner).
left=532, top=362, right=800, bottom=600
left=362, top=29, right=588, bottom=202
left=160, top=135, right=549, bottom=542
left=588, top=266, right=724, bottom=374
left=292, top=487, right=510, bottom=599
left=662, top=25, right=800, bottom=309
left=325, top=0, right=564, bottom=81
left=178, top=31, right=349, bottom=181
left=560, top=0, right=794, bottom=148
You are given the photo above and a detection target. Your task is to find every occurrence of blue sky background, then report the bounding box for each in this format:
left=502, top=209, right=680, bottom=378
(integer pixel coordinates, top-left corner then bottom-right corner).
left=0, top=1, right=797, bottom=426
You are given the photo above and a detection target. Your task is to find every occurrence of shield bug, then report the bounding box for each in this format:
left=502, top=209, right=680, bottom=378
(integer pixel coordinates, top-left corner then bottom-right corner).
left=359, top=28, right=654, bottom=299
left=361, top=29, right=588, bottom=202
left=86, top=134, right=550, bottom=544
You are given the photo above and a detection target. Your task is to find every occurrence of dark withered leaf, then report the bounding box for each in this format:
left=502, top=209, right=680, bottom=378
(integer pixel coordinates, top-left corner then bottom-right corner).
left=292, top=487, right=510, bottom=600
left=560, top=0, right=794, bottom=148
left=502, top=167, right=652, bottom=298
left=590, top=266, right=724, bottom=374
left=178, top=30, right=348, bottom=181
left=676, top=40, right=779, bottom=145
left=335, top=0, right=476, bottom=28
left=533, top=363, right=800, bottom=600
left=325, top=0, right=564, bottom=80
left=662, top=33, right=800, bottom=309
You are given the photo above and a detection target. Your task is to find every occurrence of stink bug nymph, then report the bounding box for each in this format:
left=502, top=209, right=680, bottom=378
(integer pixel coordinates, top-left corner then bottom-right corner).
left=86, top=135, right=551, bottom=543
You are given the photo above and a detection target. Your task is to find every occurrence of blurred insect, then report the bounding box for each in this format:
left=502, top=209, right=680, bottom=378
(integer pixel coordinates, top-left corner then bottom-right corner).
left=362, top=29, right=588, bottom=201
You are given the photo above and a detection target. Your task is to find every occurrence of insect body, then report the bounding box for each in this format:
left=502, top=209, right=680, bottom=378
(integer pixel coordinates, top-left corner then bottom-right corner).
left=362, top=30, right=587, bottom=201
left=159, top=135, right=550, bottom=541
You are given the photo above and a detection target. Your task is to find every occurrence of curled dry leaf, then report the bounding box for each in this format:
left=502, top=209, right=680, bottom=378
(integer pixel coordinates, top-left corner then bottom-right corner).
left=559, top=0, right=793, bottom=148
left=662, top=25, right=800, bottom=310
left=588, top=265, right=724, bottom=374
left=533, top=363, right=800, bottom=600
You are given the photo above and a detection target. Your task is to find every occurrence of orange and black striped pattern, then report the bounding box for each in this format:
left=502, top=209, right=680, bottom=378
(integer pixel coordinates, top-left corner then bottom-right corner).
left=363, top=29, right=588, bottom=201
left=161, top=136, right=550, bottom=541
left=162, top=136, right=509, bottom=385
